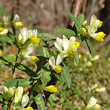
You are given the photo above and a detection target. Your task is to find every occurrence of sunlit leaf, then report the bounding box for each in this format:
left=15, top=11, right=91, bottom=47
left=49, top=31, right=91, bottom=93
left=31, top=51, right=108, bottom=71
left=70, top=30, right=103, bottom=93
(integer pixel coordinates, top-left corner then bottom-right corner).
left=55, top=28, right=75, bottom=36
left=61, top=63, right=71, bottom=88
left=4, top=78, right=31, bottom=88
left=34, top=94, right=45, bottom=110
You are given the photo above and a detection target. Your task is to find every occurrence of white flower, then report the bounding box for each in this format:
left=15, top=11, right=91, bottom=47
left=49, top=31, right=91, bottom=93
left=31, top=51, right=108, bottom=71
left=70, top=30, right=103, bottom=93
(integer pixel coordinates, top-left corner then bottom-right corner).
left=21, top=93, right=29, bottom=108
left=49, top=54, right=63, bottom=73
left=3, top=15, right=11, bottom=26
left=3, top=86, right=16, bottom=100
left=12, top=14, right=23, bottom=27
left=85, top=97, right=101, bottom=110
left=14, top=87, right=23, bottom=103
left=21, top=45, right=39, bottom=62
left=54, top=35, right=80, bottom=57
left=87, top=15, right=106, bottom=42
left=18, top=27, right=40, bottom=46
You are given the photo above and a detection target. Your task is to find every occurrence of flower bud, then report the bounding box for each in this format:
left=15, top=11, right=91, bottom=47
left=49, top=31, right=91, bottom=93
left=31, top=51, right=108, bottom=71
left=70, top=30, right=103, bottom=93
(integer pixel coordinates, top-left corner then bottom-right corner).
left=91, top=84, right=98, bottom=91
left=3, top=86, right=15, bottom=100
left=44, top=85, right=57, bottom=92
left=95, top=87, right=106, bottom=93
left=14, top=87, right=23, bottom=103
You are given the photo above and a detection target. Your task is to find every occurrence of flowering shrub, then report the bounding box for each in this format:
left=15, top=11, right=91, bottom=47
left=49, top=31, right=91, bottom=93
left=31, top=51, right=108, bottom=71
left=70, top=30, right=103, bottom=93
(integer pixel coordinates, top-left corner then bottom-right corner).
left=0, top=7, right=106, bottom=110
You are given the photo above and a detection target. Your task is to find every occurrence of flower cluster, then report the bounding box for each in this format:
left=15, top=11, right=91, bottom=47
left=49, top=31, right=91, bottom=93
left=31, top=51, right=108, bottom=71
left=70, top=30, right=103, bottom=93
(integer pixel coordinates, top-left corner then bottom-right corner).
left=54, top=35, right=80, bottom=58
left=3, top=86, right=33, bottom=110
left=0, top=14, right=23, bottom=27
left=84, top=97, right=101, bottom=110
left=18, top=27, right=40, bottom=62
left=79, top=15, right=106, bottom=42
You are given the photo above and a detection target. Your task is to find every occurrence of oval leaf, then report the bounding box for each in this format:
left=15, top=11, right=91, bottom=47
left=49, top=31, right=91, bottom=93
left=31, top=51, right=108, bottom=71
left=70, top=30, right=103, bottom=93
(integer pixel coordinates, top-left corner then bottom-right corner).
left=61, top=63, right=71, bottom=88
left=55, top=28, right=75, bottom=36
left=34, top=94, right=45, bottom=110
left=36, top=46, right=55, bottom=58
left=2, top=54, right=16, bottom=63
left=41, top=67, right=51, bottom=83
left=4, top=78, right=31, bottom=88
left=0, top=35, right=14, bottom=44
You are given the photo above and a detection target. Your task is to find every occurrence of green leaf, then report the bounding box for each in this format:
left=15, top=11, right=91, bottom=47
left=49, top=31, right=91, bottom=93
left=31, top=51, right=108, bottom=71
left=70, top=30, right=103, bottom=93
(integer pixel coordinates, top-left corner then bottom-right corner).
left=11, top=11, right=15, bottom=21
left=55, top=28, right=75, bottom=36
left=77, top=14, right=84, bottom=26
left=61, top=63, right=71, bottom=88
left=8, top=33, right=16, bottom=41
left=22, top=38, right=31, bottom=49
left=41, top=67, right=51, bottom=83
left=38, top=33, right=57, bottom=41
left=67, top=11, right=81, bottom=31
left=36, top=56, right=48, bottom=72
left=0, top=6, right=7, bottom=16
left=0, top=57, right=9, bottom=66
left=53, top=73, right=64, bottom=82
left=2, top=54, right=16, bottom=63
left=60, top=102, right=75, bottom=110
left=36, top=46, right=55, bottom=58
left=34, top=94, right=45, bottom=110
left=0, top=94, right=3, bottom=102
left=85, top=37, right=93, bottom=57
left=4, top=78, right=30, bottom=88
left=78, top=35, right=86, bottom=42
left=17, top=64, right=36, bottom=77
left=4, top=104, right=8, bottom=110
left=73, top=52, right=79, bottom=64
left=0, top=35, right=14, bottom=44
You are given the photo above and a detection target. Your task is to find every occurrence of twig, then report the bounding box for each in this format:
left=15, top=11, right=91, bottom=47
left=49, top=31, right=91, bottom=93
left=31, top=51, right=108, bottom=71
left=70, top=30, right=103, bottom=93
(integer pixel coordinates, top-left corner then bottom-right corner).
left=67, top=0, right=83, bottom=29
left=82, top=0, right=88, bottom=14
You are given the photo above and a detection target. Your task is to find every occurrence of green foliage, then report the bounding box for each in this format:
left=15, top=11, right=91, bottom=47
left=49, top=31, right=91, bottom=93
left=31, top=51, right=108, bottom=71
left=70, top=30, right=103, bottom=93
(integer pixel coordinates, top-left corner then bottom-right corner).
left=36, top=46, right=55, bottom=58
left=2, top=54, right=16, bottom=63
left=67, top=11, right=82, bottom=31
left=55, top=28, right=76, bottom=36
left=85, top=37, right=93, bottom=57
left=38, top=33, right=57, bottom=41
left=61, top=63, right=71, bottom=88
left=0, top=35, right=14, bottom=44
left=60, top=102, right=75, bottom=110
left=0, top=94, right=3, bottom=102
left=73, top=52, right=79, bottom=64
left=4, top=78, right=31, bottom=88
left=0, top=7, right=106, bottom=110
left=34, top=94, right=45, bottom=110
left=17, top=64, right=36, bottom=77
left=0, top=6, right=7, bottom=16
left=41, top=67, right=51, bottom=83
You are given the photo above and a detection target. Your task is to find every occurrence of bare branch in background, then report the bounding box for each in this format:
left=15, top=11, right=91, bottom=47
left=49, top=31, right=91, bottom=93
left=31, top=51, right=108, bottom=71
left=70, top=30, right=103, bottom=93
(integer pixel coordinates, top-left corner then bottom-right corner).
left=67, top=0, right=82, bottom=29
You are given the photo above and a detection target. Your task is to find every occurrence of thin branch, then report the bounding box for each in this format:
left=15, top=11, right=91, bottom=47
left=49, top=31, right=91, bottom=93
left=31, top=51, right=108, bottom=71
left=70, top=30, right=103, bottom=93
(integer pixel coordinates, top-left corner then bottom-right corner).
left=67, top=0, right=83, bottom=29
left=82, top=0, right=88, bottom=14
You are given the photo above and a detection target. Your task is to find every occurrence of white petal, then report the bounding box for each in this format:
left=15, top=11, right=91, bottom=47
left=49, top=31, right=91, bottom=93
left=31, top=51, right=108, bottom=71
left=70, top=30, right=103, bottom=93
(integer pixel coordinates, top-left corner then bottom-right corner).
left=88, top=97, right=97, bottom=108
left=33, top=30, right=38, bottom=37
left=62, top=35, right=70, bottom=51
left=20, top=27, right=28, bottom=43
left=13, top=14, right=20, bottom=23
left=21, top=94, right=29, bottom=107
left=49, top=56, right=55, bottom=67
left=24, top=46, right=34, bottom=56
left=90, top=15, right=97, bottom=25
left=54, top=42, right=62, bottom=52
left=70, top=37, right=76, bottom=44
left=56, top=37, right=62, bottom=45
left=56, top=54, right=63, bottom=66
